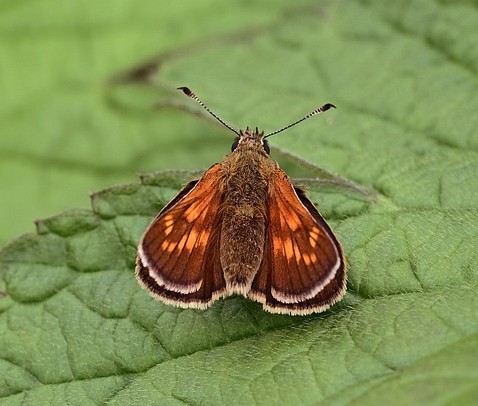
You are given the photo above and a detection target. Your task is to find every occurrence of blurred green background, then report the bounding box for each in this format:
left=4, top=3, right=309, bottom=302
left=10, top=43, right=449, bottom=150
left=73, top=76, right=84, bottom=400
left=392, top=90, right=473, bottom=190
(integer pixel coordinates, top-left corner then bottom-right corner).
left=2, top=0, right=290, bottom=245
left=2, top=0, right=477, bottom=247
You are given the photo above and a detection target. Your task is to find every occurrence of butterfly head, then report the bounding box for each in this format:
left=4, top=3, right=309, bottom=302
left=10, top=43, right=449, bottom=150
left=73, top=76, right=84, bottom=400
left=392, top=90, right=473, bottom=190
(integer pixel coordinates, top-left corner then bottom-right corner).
left=231, top=127, right=270, bottom=154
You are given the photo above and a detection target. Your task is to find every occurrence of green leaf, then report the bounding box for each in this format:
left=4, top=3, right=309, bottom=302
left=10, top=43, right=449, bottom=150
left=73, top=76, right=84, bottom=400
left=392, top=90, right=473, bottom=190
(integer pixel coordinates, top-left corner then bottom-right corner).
left=1, top=0, right=478, bottom=405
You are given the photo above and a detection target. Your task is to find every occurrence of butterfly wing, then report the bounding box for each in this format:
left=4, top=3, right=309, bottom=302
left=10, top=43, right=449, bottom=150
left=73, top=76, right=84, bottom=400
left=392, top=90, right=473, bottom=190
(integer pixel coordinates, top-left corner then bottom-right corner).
left=249, top=168, right=346, bottom=315
left=136, top=164, right=227, bottom=308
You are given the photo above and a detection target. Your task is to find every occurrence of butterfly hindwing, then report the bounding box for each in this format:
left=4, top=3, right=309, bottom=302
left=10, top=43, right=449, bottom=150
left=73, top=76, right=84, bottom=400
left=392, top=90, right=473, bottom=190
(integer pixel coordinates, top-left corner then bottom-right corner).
left=249, top=168, right=346, bottom=315
left=135, top=216, right=225, bottom=307
left=136, top=164, right=227, bottom=307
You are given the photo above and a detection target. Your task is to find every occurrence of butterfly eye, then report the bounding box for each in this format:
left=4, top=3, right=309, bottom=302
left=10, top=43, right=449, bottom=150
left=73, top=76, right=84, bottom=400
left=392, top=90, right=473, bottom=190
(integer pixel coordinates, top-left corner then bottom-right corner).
left=231, top=138, right=240, bottom=152
left=262, top=139, right=270, bottom=155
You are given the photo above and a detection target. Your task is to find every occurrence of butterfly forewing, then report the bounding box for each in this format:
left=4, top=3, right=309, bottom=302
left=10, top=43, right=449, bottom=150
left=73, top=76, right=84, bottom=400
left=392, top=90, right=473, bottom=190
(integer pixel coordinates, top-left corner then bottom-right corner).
left=249, top=168, right=346, bottom=314
left=137, top=164, right=226, bottom=300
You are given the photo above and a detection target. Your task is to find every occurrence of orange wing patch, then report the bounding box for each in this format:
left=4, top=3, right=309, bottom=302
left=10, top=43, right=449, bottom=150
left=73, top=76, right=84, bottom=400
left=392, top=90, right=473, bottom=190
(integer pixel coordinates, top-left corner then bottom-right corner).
left=137, top=164, right=226, bottom=301
left=249, top=168, right=346, bottom=313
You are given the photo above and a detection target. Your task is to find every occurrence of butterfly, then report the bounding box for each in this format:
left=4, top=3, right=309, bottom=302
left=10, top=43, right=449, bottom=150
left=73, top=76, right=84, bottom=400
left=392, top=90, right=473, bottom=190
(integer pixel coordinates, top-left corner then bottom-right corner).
left=135, top=87, right=346, bottom=315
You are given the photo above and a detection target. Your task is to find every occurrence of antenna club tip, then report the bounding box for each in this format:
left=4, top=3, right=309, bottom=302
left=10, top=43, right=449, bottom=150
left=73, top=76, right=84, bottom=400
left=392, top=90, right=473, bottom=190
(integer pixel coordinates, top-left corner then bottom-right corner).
left=322, top=103, right=336, bottom=111
left=177, top=86, right=192, bottom=96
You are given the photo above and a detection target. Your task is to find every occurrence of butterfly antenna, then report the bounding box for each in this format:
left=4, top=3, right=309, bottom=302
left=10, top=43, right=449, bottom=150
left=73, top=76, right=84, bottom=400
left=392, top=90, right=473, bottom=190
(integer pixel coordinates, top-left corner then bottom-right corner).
left=177, top=87, right=240, bottom=136
left=264, top=103, right=336, bottom=138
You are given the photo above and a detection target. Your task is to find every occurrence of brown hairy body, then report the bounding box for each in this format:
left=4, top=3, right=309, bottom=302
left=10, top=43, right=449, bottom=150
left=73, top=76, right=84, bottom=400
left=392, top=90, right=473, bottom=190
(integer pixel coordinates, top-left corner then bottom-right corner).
left=218, top=138, right=277, bottom=293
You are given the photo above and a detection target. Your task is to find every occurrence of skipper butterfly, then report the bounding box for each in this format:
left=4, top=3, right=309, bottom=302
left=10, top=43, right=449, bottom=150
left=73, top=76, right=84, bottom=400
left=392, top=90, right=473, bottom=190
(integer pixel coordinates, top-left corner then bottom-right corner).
left=136, top=87, right=346, bottom=315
